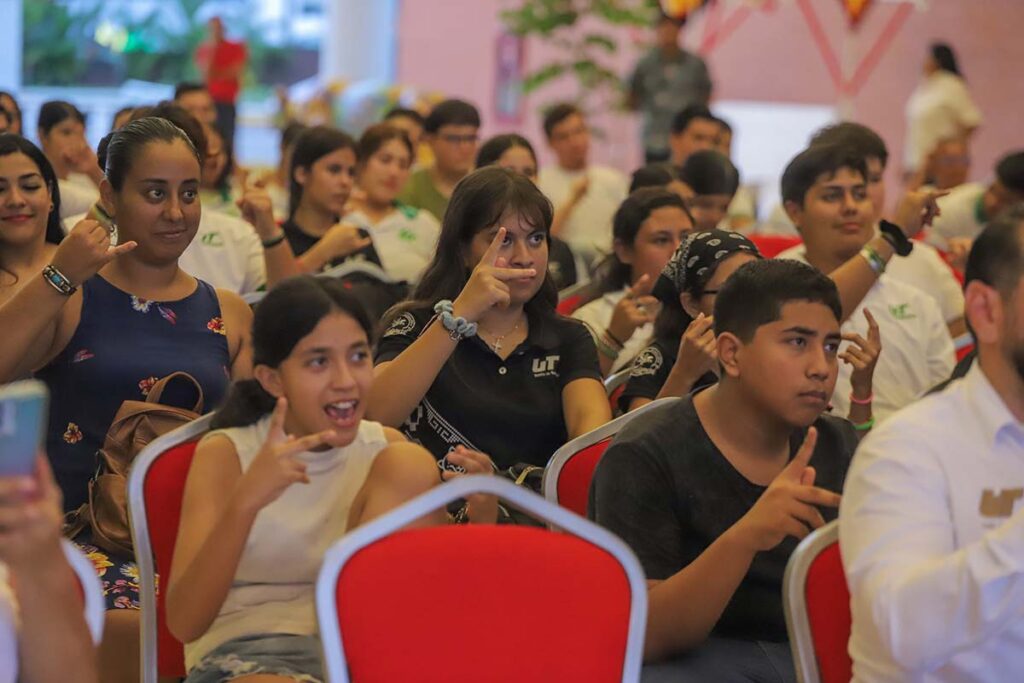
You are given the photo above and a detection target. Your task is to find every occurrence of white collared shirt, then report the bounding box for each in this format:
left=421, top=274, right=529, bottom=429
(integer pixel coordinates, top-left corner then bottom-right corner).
left=840, top=364, right=1024, bottom=682
left=538, top=164, right=628, bottom=259
left=927, top=182, right=987, bottom=251
left=878, top=241, right=964, bottom=325
left=778, top=246, right=955, bottom=422
left=572, top=288, right=653, bottom=373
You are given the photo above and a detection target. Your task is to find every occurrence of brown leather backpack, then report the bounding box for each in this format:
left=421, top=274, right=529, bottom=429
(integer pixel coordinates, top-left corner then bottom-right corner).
left=67, top=372, right=204, bottom=557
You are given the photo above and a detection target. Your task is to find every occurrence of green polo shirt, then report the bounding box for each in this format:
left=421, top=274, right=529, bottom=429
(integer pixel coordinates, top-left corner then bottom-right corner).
left=398, top=168, right=450, bottom=222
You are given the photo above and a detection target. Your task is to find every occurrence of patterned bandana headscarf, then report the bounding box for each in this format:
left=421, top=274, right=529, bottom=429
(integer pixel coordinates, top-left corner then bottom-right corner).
left=655, top=229, right=761, bottom=301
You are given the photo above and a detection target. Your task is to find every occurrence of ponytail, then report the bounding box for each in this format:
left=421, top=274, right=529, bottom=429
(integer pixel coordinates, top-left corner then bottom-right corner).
left=211, top=379, right=277, bottom=430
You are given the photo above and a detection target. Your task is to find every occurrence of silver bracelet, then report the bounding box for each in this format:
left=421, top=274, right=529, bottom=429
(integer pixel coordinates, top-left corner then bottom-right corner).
left=433, top=300, right=477, bottom=341
left=42, top=264, right=77, bottom=296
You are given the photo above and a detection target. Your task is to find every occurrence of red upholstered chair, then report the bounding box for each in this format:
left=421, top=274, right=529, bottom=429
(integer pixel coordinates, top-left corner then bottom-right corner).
left=783, top=521, right=853, bottom=683
left=556, top=280, right=594, bottom=316
left=542, top=397, right=679, bottom=517
left=63, top=539, right=106, bottom=644
left=316, top=475, right=647, bottom=683
left=604, top=367, right=632, bottom=414
left=748, top=234, right=803, bottom=258
left=127, top=414, right=213, bottom=683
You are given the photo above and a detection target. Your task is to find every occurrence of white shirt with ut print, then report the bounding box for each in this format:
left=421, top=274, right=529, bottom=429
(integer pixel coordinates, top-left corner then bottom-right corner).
left=840, top=364, right=1024, bottom=682
left=778, top=248, right=955, bottom=423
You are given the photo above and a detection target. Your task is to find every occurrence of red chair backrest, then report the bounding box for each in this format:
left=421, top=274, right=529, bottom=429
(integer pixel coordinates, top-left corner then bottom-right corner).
left=556, top=438, right=612, bottom=517
left=334, top=525, right=633, bottom=682
left=556, top=293, right=585, bottom=316
left=749, top=234, right=802, bottom=258
left=804, top=541, right=853, bottom=683
left=142, top=440, right=200, bottom=678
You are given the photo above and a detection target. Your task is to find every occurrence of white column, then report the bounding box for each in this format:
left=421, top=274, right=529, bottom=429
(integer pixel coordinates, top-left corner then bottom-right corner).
left=0, top=0, right=23, bottom=91
left=319, top=0, right=398, bottom=83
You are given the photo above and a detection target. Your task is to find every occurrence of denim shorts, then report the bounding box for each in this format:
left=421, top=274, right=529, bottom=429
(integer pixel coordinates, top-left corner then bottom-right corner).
left=186, top=633, right=324, bottom=683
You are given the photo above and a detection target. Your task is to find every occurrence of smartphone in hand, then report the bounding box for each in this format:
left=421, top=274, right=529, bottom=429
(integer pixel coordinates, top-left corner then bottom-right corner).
left=0, top=380, right=48, bottom=477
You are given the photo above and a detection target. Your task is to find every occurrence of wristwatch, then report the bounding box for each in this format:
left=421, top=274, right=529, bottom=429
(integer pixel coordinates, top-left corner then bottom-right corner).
left=879, top=220, right=914, bottom=257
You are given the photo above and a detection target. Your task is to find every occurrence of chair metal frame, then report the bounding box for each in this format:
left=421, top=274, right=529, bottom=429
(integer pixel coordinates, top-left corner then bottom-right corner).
left=542, top=397, right=679, bottom=511
left=62, top=539, right=105, bottom=644
left=315, top=475, right=648, bottom=683
left=127, top=413, right=214, bottom=683
left=603, top=367, right=633, bottom=396
left=782, top=520, right=841, bottom=683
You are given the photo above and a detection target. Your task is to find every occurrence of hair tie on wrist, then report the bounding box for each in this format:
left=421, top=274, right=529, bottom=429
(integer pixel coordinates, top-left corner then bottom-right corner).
left=853, top=416, right=876, bottom=432
left=849, top=392, right=874, bottom=406
left=434, top=300, right=477, bottom=341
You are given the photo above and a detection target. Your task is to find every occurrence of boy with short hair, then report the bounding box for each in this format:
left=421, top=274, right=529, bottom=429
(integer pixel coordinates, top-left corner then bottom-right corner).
left=678, top=149, right=740, bottom=231
left=668, top=103, right=720, bottom=167
left=537, top=103, right=628, bottom=262
left=591, top=258, right=854, bottom=681
left=398, top=99, right=481, bottom=221
left=779, top=143, right=954, bottom=422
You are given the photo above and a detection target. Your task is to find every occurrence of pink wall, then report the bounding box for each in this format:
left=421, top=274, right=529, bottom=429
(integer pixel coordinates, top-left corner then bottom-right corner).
left=397, top=0, right=1024, bottom=200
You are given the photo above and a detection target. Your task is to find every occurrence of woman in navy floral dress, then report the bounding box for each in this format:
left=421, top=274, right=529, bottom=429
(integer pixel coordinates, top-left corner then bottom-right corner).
left=0, top=117, right=253, bottom=683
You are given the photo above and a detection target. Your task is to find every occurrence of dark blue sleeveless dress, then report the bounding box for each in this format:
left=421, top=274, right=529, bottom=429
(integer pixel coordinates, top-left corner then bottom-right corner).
left=35, top=275, right=231, bottom=609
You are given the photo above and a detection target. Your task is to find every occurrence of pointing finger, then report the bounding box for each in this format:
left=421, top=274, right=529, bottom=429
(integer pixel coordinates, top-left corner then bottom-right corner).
left=482, top=227, right=507, bottom=266
left=782, top=426, right=818, bottom=480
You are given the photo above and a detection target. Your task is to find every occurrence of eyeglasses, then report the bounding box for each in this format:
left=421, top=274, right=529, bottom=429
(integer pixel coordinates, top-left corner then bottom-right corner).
left=439, top=133, right=479, bottom=145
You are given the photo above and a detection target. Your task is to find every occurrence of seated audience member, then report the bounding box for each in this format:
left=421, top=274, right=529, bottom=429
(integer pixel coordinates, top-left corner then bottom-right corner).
left=109, top=107, right=134, bottom=133
left=383, top=106, right=426, bottom=165
left=840, top=207, right=1024, bottom=682
left=167, top=276, right=496, bottom=683
left=64, top=104, right=284, bottom=295
left=805, top=122, right=967, bottom=336
left=475, top=133, right=580, bottom=289
left=0, top=117, right=253, bottom=683
left=0, top=91, right=23, bottom=135
left=0, top=455, right=98, bottom=683
left=713, top=117, right=758, bottom=232
left=779, top=144, right=954, bottom=422
left=36, top=101, right=100, bottom=219
left=678, top=150, right=740, bottom=232
left=197, top=123, right=237, bottom=215
left=668, top=103, right=720, bottom=167
left=371, top=167, right=611, bottom=469
left=573, top=188, right=694, bottom=375
left=928, top=150, right=1024, bottom=251
left=0, top=136, right=65, bottom=309
left=537, top=103, right=629, bottom=264
left=173, top=82, right=219, bottom=129
left=622, top=232, right=881, bottom=431
left=398, top=99, right=480, bottom=222
left=920, top=136, right=971, bottom=191
left=344, top=123, right=440, bottom=284
left=590, top=259, right=854, bottom=681
left=0, top=109, right=11, bottom=135
left=282, top=126, right=374, bottom=272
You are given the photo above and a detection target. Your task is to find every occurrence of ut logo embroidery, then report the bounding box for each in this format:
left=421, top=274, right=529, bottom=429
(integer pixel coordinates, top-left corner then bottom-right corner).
left=201, top=232, right=224, bottom=247
left=888, top=303, right=916, bottom=320
left=979, top=488, right=1024, bottom=518
left=532, top=355, right=559, bottom=377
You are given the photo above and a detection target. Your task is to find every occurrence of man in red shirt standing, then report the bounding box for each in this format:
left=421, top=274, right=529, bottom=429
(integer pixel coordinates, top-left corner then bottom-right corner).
left=195, top=16, right=247, bottom=149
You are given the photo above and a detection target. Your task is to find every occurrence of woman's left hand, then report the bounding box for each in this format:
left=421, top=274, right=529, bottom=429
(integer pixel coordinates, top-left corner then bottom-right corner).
left=842, top=308, right=882, bottom=401
left=442, top=446, right=499, bottom=524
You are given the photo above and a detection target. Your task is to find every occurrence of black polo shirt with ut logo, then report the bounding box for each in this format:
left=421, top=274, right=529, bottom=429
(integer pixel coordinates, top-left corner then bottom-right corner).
left=375, top=306, right=602, bottom=469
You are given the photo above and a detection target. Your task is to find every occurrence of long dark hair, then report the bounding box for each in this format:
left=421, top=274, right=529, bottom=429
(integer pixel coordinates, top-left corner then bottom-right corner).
left=37, top=100, right=85, bottom=137
left=384, top=166, right=557, bottom=325
left=288, top=126, right=357, bottom=219
left=0, top=134, right=64, bottom=245
left=931, top=42, right=962, bottom=77
left=213, top=276, right=373, bottom=429
left=595, top=187, right=690, bottom=296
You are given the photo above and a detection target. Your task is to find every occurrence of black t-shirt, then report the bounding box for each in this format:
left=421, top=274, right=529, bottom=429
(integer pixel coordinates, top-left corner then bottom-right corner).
left=375, top=306, right=602, bottom=469
left=617, top=337, right=716, bottom=412
left=589, top=394, right=857, bottom=642
left=281, top=219, right=382, bottom=270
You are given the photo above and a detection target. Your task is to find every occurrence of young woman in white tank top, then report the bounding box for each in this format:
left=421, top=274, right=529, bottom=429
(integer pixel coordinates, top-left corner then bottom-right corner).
left=165, top=276, right=496, bottom=683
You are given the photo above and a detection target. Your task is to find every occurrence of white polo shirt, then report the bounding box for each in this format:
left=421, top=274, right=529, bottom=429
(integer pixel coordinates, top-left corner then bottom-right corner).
left=778, top=247, right=955, bottom=422
left=572, top=288, right=653, bottom=373
left=57, top=174, right=99, bottom=220
left=343, top=204, right=440, bottom=284
left=538, top=164, right=628, bottom=260
left=840, top=364, right=1024, bottom=682
left=925, top=182, right=986, bottom=251
left=64, top=207, right=266, bottom=295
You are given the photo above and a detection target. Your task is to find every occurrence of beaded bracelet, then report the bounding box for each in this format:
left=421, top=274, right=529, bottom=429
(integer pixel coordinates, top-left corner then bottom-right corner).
left=594, top=332, right=621, bottom=360
left=434, top=299, right=477, bottom=341
left=853, top=416, right=876, bottom=432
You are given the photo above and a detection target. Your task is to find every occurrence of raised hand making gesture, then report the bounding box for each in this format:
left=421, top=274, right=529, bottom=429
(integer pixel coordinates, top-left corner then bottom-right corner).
left=607, top=273, right=661, bottom=347
left=51, top=218, right=137, bottom=286
left=452, top=227, right=538, bottom=323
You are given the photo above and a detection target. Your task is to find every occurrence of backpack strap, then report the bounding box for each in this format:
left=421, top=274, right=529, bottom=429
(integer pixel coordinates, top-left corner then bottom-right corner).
left=145, top=372, right=205, bottom=413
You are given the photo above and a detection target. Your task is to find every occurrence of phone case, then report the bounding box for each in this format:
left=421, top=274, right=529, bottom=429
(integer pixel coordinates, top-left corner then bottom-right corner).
left=0, top=380, right=49, bottom=477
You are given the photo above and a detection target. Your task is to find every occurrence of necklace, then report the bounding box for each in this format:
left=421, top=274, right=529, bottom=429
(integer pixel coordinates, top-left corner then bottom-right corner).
left=480, top=319, right=522, bottom=354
